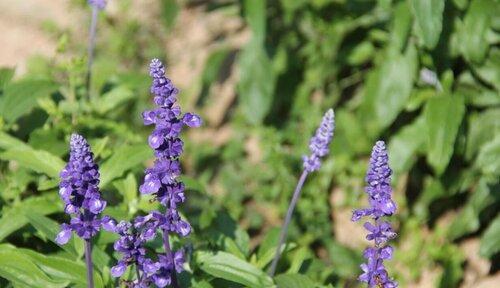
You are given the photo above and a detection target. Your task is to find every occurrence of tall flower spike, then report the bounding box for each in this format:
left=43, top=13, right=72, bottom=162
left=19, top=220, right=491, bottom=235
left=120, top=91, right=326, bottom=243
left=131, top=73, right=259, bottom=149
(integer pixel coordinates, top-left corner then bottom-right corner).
left=352, top=141, right=398, bottom=288
left=56, top=134, right=108, bottom=288
left=269, top=109, right=335, bottom=276
left=111, top=59, right=202, bottom=288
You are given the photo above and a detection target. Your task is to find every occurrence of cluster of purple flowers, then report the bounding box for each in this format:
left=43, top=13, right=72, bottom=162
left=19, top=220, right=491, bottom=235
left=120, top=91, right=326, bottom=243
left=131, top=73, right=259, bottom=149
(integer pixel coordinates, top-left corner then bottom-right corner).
left=88, top=0, right=107, bottom=10
left=352, top=141, right=398, bottom=288
left=302, top=109, right=335, bottom=172
left=108, top=59, right=201, bottom=287
left=56, top=134, right=108, bottom=245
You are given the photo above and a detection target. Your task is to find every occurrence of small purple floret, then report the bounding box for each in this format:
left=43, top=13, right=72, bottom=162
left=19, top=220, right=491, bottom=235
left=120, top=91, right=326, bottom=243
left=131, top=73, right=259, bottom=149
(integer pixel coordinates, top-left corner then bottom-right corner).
left=352, top=141, right=398, bottom=287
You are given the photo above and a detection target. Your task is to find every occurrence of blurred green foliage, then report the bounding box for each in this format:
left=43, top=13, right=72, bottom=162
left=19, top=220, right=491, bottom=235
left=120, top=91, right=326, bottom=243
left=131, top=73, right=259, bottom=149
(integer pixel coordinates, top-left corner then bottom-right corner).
left=0, top=0, right=499, bottom=287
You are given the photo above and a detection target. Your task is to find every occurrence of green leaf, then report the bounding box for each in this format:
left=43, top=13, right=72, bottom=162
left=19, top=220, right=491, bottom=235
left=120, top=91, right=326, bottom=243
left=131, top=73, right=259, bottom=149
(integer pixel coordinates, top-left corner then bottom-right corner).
left=448, top=180, right=495, bottom=240
left=459, top=0, right=496, bottom=63
left=388, top=115, right=426, bottom=175
left=360, top=45, right=417, bottom=133
left=0, top=148, right=65, bottom=177
left=424, top=95, right=465, bottom=175
left=244, top=0, right=266, bottom=43
left=0, top=79, right=57, bottom=123
left=480, top=214, right=500, bottom=258
left=99, top=144, right=151, bottom=188
left=196, top=251, right=274, bottom=288
left=93, top=86, right=134, bottom=115
left=24, top=212, right=83, bottom=258
left=19, top=249, right=104, bottom=288
left=465, top=108, right=500, bottom=160
left=238, top=40, right=276, bottom=124
left=274, top=274, right=315, bottom=288
left=390, top=1, right=412, bottom=52
left=472, top=47, right=500, bottom=91
left=0, top=67, right=15, bottom=88
left=0, top=194, right=61, bottom=241
left=411, top=0, right=445, bottom=49
left=475, top=135, right=500, bottom=176
left=0, top=131, right=30, bottom=151
left=160, top=0, right=180, bottom=30
left=0, top=245, right=68, bottom=288
left=325, top=240, right=363, bottom=278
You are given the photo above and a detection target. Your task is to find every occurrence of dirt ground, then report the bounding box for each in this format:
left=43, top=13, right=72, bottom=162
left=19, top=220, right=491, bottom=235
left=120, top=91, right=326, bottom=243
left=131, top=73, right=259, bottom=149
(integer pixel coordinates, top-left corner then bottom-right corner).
left=1, top=1, right=498, bottom=287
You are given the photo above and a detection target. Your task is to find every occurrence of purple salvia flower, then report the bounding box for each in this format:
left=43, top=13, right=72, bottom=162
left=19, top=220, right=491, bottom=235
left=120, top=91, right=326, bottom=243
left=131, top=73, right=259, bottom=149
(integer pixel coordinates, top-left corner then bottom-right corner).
left=352, top=141, right=398, bottom=288
left=56, top=133, right=108, bottom=288
left=302, top=109, right=335, bottom=172
left=269, top=109, right=335, bottom=276
left=56, top=134, right=107, bottom=243
left=111, top=59, right=201, bottom=287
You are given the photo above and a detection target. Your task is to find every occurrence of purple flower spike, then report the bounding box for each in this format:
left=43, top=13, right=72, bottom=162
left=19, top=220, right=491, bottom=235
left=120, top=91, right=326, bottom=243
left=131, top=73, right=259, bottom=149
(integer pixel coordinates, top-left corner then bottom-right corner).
left=352, top=141, right=398, bottom=287
left=269, top=108, right=336, bottom=276
left=57, top=134, right=108, bottom=241
left=57, top=133, right=111, bottom=288
left=88, top=0, right=107, bottom=10
left=111, top=59, right=200, bottom=287
left=303, top=109, right=335, bottom=172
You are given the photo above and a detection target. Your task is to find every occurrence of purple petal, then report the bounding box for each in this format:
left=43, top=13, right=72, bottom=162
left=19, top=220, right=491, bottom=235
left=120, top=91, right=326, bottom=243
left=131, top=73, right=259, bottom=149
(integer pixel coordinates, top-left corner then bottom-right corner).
left=111, top=261, right=127, bottom=277
left=183, top=113, right=202, bottom=127
left=55, top=225, right=72, bottom=245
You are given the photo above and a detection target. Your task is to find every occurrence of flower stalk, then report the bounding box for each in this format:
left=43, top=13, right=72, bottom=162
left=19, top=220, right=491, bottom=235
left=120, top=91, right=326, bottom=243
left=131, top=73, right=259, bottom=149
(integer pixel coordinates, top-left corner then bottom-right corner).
left=86, top=0, right=106, bottom=98
left=84, top=240, right=95, bottom=288
left=269, top=109, right=335, bottom=277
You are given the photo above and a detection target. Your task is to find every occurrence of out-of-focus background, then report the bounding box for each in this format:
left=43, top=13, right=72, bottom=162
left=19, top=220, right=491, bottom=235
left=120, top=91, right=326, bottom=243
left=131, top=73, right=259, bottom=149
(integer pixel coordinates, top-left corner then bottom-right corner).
left=0, top=0, right=499, bottom=287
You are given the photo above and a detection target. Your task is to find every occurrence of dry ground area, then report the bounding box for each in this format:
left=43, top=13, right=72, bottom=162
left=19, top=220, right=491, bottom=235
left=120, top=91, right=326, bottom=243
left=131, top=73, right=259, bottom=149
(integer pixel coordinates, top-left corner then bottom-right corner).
left=1, top=1, right=498, bottom=287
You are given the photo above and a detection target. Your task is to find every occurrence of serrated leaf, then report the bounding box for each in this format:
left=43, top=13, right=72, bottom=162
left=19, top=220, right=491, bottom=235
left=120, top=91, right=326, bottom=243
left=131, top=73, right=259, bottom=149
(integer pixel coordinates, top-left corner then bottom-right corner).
left=0, top=148, right=65, bottom=177
left=411, top=0, right=444, bottom=49
left=99, top=144, right=151, bottom=188
left=424, top=95, right=465, bottom=175
left=197, top=251, right=274, bottom=288
left=0, top=79, right=57, bottom=123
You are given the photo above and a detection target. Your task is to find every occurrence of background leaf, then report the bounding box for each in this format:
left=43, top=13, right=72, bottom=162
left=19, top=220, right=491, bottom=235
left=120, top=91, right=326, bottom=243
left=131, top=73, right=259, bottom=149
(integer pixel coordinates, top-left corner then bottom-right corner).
left=424, top=94, right=465, bottom=175
left=411, top=0, right=445, bottom=49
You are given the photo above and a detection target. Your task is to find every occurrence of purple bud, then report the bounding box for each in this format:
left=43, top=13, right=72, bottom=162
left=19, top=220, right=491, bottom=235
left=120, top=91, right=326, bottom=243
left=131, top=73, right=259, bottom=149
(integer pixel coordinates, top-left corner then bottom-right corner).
left=55, top=225, right=72, bottom=245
